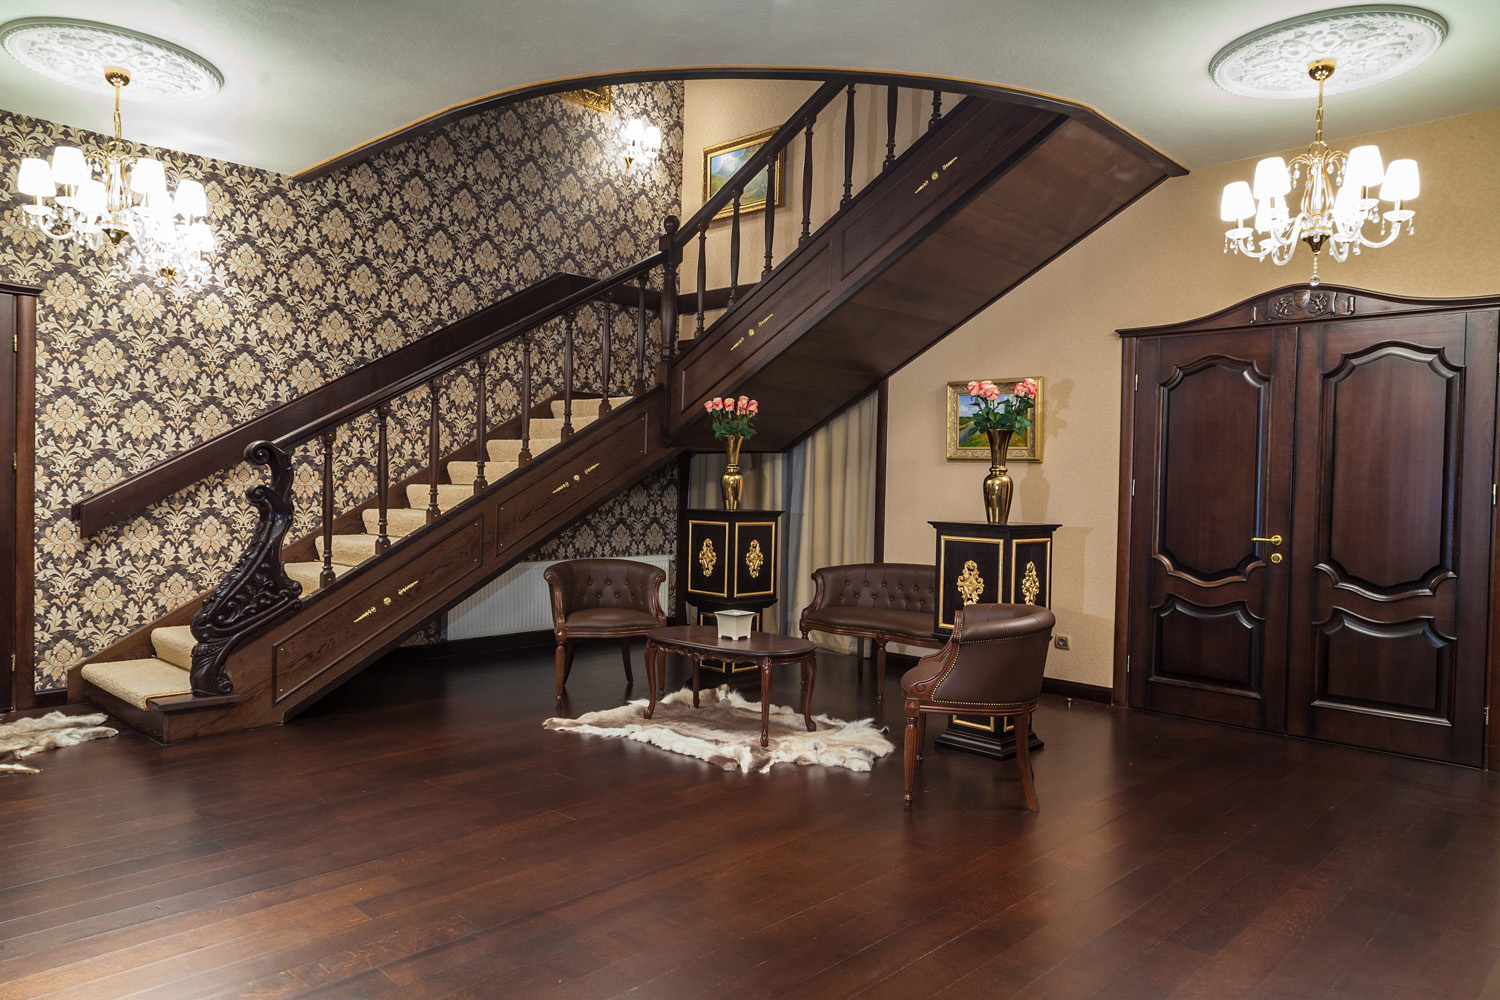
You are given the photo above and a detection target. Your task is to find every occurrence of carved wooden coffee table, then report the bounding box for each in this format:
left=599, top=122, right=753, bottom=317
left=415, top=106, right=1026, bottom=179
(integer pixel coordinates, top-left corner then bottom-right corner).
left=644, top=626, right=818, bottom=747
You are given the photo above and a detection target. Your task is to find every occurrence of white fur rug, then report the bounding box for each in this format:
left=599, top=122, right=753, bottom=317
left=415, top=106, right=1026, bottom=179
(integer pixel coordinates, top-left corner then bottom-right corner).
left=0, top=712, right=117, bottom=774
left=544, top=685, right=894, bottom=773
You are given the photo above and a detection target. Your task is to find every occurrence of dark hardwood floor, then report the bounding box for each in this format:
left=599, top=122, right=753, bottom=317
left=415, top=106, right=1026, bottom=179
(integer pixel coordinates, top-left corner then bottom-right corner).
left=4, top=641, right=1500, bottom=999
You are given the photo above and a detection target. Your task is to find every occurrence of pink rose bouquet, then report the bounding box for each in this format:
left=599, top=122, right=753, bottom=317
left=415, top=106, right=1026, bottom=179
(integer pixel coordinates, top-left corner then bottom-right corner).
left=703, top=393, right=760, bottom=440
left=964, top=377, right=1037, bottom=436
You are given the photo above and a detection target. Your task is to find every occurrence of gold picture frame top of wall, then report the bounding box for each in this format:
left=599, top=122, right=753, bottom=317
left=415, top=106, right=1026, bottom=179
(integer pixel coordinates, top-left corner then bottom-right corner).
left=945, top=377, right=1044, bottom=462
left=561, top=87, right=611, bottom=112
left=703, top=127, right=787, bottom=223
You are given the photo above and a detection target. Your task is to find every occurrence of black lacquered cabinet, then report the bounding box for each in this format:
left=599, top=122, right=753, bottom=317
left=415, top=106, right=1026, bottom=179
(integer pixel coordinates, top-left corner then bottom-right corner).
left=685, top=509, right=783, bottom=674
left=929, top=520, right=1059, bottom=759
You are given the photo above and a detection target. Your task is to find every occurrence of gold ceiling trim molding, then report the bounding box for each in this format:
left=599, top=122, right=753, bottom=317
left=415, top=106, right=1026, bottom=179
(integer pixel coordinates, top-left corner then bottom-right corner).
left=290, top=64, right=1187, bottom=182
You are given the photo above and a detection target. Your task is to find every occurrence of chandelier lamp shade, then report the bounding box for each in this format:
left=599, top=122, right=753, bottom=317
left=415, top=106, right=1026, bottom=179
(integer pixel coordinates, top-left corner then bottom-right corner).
left=1220, top=59, right=1418, bottom=285
left=622, top=117, right=662, bottom=169
left=13, top=66, right=215, bottom=281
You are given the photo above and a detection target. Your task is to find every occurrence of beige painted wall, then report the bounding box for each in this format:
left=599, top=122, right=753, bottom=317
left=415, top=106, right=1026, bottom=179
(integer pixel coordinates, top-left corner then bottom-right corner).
left=885, top=106, right=1500, bottom=689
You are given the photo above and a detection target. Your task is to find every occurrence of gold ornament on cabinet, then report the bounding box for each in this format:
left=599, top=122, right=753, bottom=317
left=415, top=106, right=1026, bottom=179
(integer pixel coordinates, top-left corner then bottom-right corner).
left=745, top=539, right=764, bottom=579
left=956, top=560, right=984, bottom=605
left=1020, top=561, right=1040, bottom=605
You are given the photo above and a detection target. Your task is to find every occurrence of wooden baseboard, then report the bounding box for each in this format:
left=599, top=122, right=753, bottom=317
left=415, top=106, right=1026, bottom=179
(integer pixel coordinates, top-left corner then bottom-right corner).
left=377, top=619, right=688, bottom=665
left=1041, top=678, right=1112, bottom=703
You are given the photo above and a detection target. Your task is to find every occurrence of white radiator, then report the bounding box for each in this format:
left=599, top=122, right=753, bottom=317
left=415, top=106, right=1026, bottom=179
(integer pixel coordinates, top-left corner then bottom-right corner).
left=445, top=554, right=672, bottom=640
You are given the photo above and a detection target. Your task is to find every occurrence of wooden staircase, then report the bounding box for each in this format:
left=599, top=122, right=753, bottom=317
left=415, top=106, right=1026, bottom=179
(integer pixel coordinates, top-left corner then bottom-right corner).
left=70, top=77, right=1179, bottom=740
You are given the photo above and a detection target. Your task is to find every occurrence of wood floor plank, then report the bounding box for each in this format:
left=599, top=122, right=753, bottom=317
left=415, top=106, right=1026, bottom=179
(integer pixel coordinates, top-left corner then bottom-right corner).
left=6, top=642, right=1500, bottom=1000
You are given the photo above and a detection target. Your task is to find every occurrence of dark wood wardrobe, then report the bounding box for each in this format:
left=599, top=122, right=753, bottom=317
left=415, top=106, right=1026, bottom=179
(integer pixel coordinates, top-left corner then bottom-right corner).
left=1115, top=285, right=1500, bottom=767
left=1, top=282, right=38, bottom=712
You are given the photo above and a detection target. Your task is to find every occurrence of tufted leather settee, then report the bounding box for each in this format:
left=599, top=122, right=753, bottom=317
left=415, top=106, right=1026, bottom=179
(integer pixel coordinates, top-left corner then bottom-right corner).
left=798, top=563, right=945, bottom=703
left=544, top=559, right=666, bottom=703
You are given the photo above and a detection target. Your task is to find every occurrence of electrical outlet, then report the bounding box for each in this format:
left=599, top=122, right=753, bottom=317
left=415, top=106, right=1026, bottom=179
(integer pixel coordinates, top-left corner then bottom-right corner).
left=1054, top=634, right=1071, bottom=651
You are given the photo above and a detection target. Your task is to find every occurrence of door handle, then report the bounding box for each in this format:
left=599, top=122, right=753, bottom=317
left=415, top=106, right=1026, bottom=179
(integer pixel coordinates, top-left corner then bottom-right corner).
left=1251, top=535, right=1282, bottom=546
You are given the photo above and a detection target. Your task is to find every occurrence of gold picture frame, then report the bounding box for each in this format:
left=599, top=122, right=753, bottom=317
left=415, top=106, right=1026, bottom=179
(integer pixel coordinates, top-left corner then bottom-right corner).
left=561, top=87, right=611, bottom=112
left=945, top=377, right=1044, bottom=462
left=702, top=127, right=787, bottom=223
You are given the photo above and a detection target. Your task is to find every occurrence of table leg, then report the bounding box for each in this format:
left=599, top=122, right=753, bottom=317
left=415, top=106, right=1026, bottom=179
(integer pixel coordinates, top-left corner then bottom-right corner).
left=759, top=658, right=771, bottom=747
left=644, top=642, right=657, bottom=719
left=802, top=654, right=817, bottom=732
left=692, top=653, right=701, bottom=708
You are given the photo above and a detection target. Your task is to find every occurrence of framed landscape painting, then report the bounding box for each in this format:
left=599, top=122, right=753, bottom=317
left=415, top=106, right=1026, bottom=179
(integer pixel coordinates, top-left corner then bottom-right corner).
left=945, top=377, right=1045, bottom=461
left=703, top=127, right=787, bottom=222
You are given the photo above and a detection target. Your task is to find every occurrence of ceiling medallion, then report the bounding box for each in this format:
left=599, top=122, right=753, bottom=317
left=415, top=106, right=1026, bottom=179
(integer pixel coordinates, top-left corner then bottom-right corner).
left=1210, top=5, right=1447, bottom=100
left=0, top=16, right=222, bottom=101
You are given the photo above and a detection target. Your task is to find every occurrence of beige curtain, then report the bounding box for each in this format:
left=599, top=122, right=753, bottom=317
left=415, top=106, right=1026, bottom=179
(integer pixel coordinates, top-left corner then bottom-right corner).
left=686, top=392, right=877, bottom=648
left=783, top=393, right=877, bottom=651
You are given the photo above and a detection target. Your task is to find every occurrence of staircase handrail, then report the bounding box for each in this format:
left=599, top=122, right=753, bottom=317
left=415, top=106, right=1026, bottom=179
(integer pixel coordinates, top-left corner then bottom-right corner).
left=271, top=253, right=663, bottom=452
left=675, top=80, right=848, bottom=241
left=69, top=271, right=629, bottom=537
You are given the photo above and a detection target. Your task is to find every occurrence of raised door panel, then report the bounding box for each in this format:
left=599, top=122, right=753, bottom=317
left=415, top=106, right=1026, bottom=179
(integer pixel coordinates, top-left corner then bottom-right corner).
left=1323, top=346, right=1457, bottom=595
left=1127, top=329, right=1294, bottom=731
left=0, top=296, right=14, bottom=710
left=1287, top=314, right=1494, bottom=764
left=1159, top=361, right=1263, bottom=582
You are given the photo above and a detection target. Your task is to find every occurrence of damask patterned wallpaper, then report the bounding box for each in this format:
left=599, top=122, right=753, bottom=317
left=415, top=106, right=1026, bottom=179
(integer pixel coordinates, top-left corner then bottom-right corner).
left=0, top=83, right=685, bottom=690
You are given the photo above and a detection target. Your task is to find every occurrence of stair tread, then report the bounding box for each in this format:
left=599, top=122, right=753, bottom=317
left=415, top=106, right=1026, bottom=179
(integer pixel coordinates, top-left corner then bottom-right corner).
left=151, top=625, right=196, bottom=670
left=81, top=657, right=191, bottom=710
left=285, top=560, right=354, bottom=595
left=527, top=415, right=594, bottom=435
left=361, top=507, right=429, bottom=537
left=447, top=459, right=519, bottom=486
left=551, top=396, right=631, bottom=419
left=405, top=483, right=477, bottom=512
left=488, top=437, right=561, bottom=462
left=315, top=533, right=381, bottom=562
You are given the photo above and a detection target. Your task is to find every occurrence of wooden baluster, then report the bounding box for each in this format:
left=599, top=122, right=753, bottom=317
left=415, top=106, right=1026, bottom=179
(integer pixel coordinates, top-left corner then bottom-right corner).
left=561, top=311, right=575, bottom=440
left=929, top=90, right=942, bottom=130
left=519, top=333, right=533, bottom=463
left=695, top=226, right=707, bottom=337
left=319, top=430, right=336, bottom=587
left=800, top=120, right=814, bottom=244
left=884, top=86, right=898, bottom=170
left=634, top=276, right=648, bottom=395
left=728, top=192, right=741, bottom=305
left=374, top=404, right=391, bottom=553
left=762, top=155, right=776, bottom=277
left=425, top=384, right=441, bottom=523
left=472, top=356, right=488, bottom=494
left=599, top=302, right=612, bottom=416
left=660, top=215, right=680, bottom=364
left=842, top=83, right=855, bottom=208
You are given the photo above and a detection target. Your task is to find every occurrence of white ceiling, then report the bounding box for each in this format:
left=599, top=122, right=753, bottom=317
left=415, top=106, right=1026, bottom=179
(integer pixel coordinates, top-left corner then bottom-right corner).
left=0, top=0, right=1496, bottom=176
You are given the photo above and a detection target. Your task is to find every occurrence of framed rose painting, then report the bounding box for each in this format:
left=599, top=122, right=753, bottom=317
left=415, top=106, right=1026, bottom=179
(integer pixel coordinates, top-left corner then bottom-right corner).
left=945, top=377, right=1045, bottom=461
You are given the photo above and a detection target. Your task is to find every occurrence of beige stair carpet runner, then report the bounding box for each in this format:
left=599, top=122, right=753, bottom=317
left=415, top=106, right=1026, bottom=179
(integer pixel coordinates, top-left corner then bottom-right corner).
left=83, top=397, right=628, bottom=710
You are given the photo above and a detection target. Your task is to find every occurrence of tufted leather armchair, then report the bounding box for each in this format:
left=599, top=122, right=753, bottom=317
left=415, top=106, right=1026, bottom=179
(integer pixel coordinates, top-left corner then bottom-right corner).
left=543, top=559, right=666, bottom=703
left=798, top=563, right=944, bottom=703
left=900, top=603, right=1055, bottom=810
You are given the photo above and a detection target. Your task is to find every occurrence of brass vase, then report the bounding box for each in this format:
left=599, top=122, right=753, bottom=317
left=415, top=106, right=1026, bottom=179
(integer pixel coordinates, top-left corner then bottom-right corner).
left=721, top=434, right=745, bottom=510
left=982, top=428, right=1013, bottom=524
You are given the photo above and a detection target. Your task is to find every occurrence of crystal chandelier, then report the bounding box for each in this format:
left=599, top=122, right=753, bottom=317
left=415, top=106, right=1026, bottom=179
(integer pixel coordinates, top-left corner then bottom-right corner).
left=14, top=66, right=214, bottom=281
left=1219, top=59, right=1419, bottom=285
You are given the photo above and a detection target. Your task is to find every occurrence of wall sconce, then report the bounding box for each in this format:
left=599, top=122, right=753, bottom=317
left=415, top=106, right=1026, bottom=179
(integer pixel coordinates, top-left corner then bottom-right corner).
left=623, top=118, right=662, bottom=169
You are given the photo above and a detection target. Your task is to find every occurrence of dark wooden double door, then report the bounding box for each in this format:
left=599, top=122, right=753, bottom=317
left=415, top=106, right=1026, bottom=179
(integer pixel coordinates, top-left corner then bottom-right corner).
left=1127, top=311, right=1497, bottom=765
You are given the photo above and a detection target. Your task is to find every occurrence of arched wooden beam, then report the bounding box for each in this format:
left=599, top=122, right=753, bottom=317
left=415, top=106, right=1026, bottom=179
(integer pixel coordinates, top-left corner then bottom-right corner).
left=291, top=65, right=1187, bottom=183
